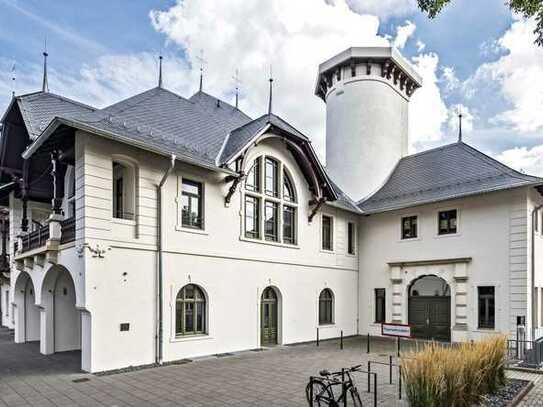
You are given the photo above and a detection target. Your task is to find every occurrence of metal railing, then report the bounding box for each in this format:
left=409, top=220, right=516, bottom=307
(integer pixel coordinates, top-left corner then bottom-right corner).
left=21, top=225, right=50, bottom=253
left=60, top=217, right=76, bottom=244
left=507, top=338, right=543, bottom=368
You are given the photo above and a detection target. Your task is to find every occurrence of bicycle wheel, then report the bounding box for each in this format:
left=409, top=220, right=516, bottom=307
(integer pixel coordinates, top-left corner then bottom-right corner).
left=349, top=386, right=363, bottom=407
left=306, top=379, right=334, bottom=406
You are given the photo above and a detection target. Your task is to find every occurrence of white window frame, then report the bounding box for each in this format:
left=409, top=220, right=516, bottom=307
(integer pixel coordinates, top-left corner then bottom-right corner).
left=435, top=206, right=461, bottom=238
left=398, top=212, right=421, bottom=242
left=346, top=221, right=356, bottom=256
left=175, top=174, right=207, bottom=235
left=111, top=156, right=138, bottom=225
left=320, top=213, right=335, bottom=253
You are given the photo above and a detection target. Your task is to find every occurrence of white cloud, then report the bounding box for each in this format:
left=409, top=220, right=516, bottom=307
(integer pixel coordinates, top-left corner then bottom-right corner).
left=345, top=0, right=416, bottom=19
left=441, top=66, right=460, bottom=93
left=150, top=0, right=390, bottom=159
left=469, top=16, right=543, bottom=133
left=393, top=20, right=416, bottom=49
left=416, top=40, right=426, bottom=52
left=497, top=145, right=543, bottom=176
left=408, top=53, right=449, bottom=151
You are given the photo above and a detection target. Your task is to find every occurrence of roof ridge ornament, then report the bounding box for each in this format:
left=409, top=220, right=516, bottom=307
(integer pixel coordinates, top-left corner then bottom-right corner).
left=158, top=55, right=163, bottom=88
left=10, top=61, right=16, bottom=97
left=232, top=69, right=241, bottom=109
left=268, top=64, right=273, bottom=116
left=196, top=49, right=207, bottom=92
left=458, top=111, right=463, bottom=143
left=42, top=38, right=49, bottom=93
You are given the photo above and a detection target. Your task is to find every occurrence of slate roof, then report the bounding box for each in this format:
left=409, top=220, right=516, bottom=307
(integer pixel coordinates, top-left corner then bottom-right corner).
left=358, top=141, right=543, bottom=214
left=14, top=91, right=95, bottom=139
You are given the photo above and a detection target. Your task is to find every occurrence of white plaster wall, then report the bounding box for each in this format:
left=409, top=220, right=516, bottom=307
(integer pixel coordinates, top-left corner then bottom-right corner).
left=77, top=131, right=359, bottom=372
left=0, top=283, right=12, bottom=328
left=325, top=64, right=409, bottom=201
left=358, top=189, right=530, bottom=341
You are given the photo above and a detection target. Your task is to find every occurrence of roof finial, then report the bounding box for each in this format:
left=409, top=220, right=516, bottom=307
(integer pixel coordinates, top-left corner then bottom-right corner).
left=10, top=61, right=16, bottom=97
left=42, top=38, right=49, bottom=93
left=458, top=111, right=463, bottom=143
left=268, top=64, right=273, bottom=116
left=158, top=55, right=163, bottom=88
left=232, top=69, right=241, bottom=109
left=196, top=49, right=207, bottom=92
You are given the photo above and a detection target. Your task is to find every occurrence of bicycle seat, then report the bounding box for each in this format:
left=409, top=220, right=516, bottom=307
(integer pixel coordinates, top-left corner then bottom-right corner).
left=319, top=369, right=331, bottom=376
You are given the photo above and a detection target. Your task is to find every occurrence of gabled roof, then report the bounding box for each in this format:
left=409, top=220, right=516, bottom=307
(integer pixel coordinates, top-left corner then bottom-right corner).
left=6, top=91, right=95, bottom=140
left=358, top=141, right=543, bottom=214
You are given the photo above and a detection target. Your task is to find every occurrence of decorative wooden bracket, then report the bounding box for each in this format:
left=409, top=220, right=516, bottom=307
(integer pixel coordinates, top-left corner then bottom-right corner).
left=308, top=196, right=326, bottom=223
left=224, top=172, right=245, bottom=206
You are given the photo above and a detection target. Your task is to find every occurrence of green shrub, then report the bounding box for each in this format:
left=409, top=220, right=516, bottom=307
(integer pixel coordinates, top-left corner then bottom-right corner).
left=401, top=336, right=507, bottom=406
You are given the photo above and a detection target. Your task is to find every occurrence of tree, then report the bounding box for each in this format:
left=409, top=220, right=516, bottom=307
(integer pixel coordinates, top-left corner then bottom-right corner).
left=417, top=0, right=543, bottom=46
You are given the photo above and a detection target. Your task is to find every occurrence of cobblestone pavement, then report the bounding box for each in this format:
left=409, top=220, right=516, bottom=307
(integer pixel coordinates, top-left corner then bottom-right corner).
left=507, top=370, right=543, bottom=406
left=0, top=326, right=542, bottom=406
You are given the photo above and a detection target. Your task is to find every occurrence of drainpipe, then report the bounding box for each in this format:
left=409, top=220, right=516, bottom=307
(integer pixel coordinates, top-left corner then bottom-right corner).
left=532, top=203, right=543, bottom=340
left=156, top=154, right=176, bottom=365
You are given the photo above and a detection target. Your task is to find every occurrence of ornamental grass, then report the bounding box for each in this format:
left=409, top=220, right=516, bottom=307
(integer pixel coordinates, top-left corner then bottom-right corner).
left=401, top=336, right=507, bottom=407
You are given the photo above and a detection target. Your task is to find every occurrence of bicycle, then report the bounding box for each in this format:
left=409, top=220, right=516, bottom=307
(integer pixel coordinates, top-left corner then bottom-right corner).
left=306, top=364, right=363, bottom=406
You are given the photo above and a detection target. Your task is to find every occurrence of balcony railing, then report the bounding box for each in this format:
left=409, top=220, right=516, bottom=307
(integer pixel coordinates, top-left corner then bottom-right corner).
left=21, top=225, right=50, bottom=253
left=60, top=217, right=76, bottom=244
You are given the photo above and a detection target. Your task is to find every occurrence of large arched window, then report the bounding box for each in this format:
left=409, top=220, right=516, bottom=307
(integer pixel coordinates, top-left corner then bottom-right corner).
left=319, top=289, right=334, bottom=325
left=175, top=284, right=206, bottom=336
left=244, top=156, right=298, bottom=245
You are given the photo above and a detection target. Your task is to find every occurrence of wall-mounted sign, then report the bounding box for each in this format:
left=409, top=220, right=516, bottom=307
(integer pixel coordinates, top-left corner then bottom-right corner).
left=381, top=323, right=412, bottom=338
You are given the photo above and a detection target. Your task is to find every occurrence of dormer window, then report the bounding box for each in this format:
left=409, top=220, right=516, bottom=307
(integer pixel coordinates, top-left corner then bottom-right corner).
left=112, top=161, right=136, bottom=221
left=244, top=156, right=298, bottom=245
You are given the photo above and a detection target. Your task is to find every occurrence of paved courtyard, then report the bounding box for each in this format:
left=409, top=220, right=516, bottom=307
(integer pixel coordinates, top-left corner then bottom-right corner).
left=1, top=326, right=542, bottom=406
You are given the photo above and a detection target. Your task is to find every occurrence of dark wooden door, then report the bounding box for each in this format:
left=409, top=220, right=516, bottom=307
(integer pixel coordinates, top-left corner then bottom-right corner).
left=261, top=289, right=278, bottom=345
left=408, top=296, right=451, bottom=341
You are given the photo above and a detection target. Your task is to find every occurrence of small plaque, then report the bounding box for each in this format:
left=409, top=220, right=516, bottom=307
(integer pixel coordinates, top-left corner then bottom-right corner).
left=381, top=323, right=412, bottom=338
left=120, top=323, right=130, bottom=332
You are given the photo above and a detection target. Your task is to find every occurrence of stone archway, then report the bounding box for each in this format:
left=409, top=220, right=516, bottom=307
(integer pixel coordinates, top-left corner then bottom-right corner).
left=41, top=265, right=80, bottom=354
left=408, top=275, right=451, bottom=341
left=13, top=272, right=40, bottom=343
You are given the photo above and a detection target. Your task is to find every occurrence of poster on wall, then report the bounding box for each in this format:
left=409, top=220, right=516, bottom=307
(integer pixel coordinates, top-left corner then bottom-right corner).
left=381, top=323, right=412, bottom=338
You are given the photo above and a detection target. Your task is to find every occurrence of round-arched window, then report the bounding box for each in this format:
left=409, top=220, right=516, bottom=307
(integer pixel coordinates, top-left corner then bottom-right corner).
left=409, top=275, right=450, bottom=297
left=176, top=284, right=206, bottom=336
left=319, top=288, right=334, bottom=325
left=244, top=156, right=298, bottom=245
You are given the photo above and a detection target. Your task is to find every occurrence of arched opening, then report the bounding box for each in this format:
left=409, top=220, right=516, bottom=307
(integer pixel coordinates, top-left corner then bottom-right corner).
left=175, top=284, right=207, bottom=337
left=318, top=288, right=334, bottom=325
left=260, top=286, right=281, bottom=346
left=408, top=275, right=451, bottom=341
left=41, top=266, right=80, bottom=353
left=13, top=272, right=40, bottom=343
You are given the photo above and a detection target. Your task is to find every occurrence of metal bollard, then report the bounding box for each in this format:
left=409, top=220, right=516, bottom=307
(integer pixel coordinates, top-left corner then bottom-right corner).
left=397, top=337, right=401, bottom=357
left=340, top=330, right=343, bottom=350
left=389, top=355, right=393, bottom=384
left=399, top=365, right=402, bottom=400
left=367, top=333, right=370, bottom=354
left=367, top=361, right=371, bottom=393
left=316, top=328, right=319, bottom=347
left=373, top=372, right=377, bottom=407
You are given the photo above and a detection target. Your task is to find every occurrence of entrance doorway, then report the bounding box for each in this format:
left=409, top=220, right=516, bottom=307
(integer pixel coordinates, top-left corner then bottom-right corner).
left=261, top=287, right=279, bottom=346
left=408, top=275, right=451, bottom=341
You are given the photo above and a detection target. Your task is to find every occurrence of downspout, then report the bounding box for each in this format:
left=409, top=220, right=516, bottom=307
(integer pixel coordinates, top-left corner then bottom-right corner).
left=156, top=154, right=176, bottom=365
left=531, top=202, right=543, bottom=340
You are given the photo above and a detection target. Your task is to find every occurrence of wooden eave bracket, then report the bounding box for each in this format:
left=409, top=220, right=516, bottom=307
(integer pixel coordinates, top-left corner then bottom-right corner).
left=308, top=196, right=326, bottom=223
left=224, top=172, right=245, bottom=207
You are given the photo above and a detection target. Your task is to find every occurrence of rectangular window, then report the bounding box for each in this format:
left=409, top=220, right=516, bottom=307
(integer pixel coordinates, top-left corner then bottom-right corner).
left=347, top=222, right=355, bottom=254
left=265, top=158, right=278, bottom=197
left=322, top=215, right=333, bottom=251
left=114, top=177, right=123, bottom=219
left=375, top=288, right=386, bottom=323
left=478, top=286, right=495, bottom=329
left=438, top=209, right=457, bottom=235
left=264, top=201, right=279, bottom=242
left=181, top=179, right=203, bottom=229
left=244, top=195, right=260, bottom=239
left=401, top=216, right=418, bottom=239
left=283, top=206, right=296, bottom=245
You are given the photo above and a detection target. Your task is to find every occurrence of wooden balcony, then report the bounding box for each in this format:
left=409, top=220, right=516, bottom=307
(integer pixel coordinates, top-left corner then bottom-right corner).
left=21, top=225, right=50, bottom=253
left=60, top=217, right=76, bottom=244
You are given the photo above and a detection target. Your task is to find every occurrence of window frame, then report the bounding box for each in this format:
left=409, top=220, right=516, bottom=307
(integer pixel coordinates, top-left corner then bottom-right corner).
left=112, top=159, right=137, bottom=222
left=318, top=288, right=334, bottom=325
left=321, top=214, right=334, bottom=252
left=181, top=178, right=204, bottom=230
left=244, top=194, right=261, bottom=239
left=478, top=286, right=495, bottom=330
left=401, top=215, right=418, bottom=240
left=347, top=222, right=356, bottom=255
left=175, top=284, right=207, bottom=337
left=437, top=208, right=458, bottom=236
left=242, top=154, right=298, bottom=247
left=375, top=288, right=386, bottom=323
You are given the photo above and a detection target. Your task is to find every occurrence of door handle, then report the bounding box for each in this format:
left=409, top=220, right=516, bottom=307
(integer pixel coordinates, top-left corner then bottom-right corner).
left=426, top=318, right=430, bottom=325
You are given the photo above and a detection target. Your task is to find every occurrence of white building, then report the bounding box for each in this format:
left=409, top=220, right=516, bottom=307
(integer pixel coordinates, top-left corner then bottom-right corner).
left=0, top=46, right=542, bottom=373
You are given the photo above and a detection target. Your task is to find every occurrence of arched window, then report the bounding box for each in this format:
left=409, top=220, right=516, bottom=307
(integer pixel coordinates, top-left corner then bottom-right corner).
left=112, top=160, right=136, bottom=220
left=319, top=289, right=334, bottom=325
left=176, top=284, right=206, bottom=336
left=244, top=156, right=298, bottom=245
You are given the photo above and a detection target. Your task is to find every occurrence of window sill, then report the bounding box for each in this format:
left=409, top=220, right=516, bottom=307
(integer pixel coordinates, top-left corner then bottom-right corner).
left=239, top=236, right=300, bottom=249
left=175, top=225, right=208, bottom=235
left=112, top=218, right=136, bottom=226
left=170, top=334, right=212, bottom=343
left=318, top=323, right=336, bottom=328
left=320, top=249, right=335, bottom=255
left=434, top=232, right=461, bottom=239
left=475, top=327, right=496, bottom=332
left=398, top=237, right=421, bottom=243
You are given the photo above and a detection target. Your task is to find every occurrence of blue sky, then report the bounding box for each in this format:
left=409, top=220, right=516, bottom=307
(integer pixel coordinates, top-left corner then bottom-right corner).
left=1, top=0, right=542, bottom=174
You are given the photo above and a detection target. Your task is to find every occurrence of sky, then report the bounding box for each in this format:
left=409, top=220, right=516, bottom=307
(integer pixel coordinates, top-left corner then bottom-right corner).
left=1, top=0, right=543, bottom=175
